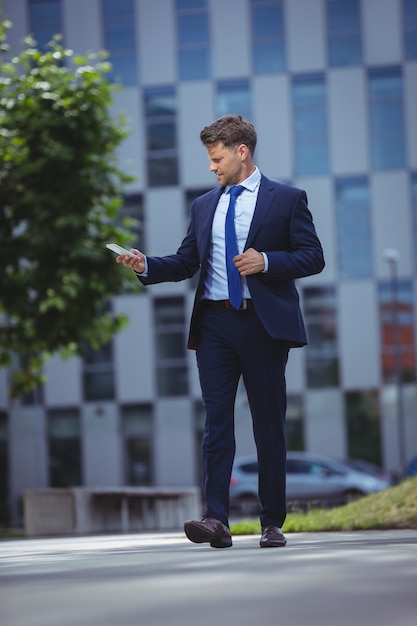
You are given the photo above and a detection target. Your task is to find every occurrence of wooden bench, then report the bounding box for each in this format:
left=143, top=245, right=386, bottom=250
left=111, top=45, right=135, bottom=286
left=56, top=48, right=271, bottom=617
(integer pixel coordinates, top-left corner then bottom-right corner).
left=24, top=486, right=201, bottom=537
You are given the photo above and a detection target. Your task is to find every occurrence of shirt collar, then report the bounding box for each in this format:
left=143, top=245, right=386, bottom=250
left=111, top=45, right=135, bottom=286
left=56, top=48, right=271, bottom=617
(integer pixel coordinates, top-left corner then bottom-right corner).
left=225, top=166, right=261, bottom=194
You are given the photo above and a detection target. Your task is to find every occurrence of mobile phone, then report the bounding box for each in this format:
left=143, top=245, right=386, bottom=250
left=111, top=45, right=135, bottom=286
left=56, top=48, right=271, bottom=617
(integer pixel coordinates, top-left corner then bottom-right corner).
left=106, top=243, right=135, bottom=257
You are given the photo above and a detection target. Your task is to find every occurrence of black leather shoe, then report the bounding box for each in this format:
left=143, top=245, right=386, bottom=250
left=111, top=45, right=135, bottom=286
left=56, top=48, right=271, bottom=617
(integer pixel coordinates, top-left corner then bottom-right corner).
left=260, top=525, right=287, bottom=548
left=184, top=517, right=232, bottom=548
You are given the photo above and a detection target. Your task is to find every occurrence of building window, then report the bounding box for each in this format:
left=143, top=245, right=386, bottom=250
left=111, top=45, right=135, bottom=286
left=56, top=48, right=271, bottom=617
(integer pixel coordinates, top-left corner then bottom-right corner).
left=121, top=404, right=153, bottom=485
left=82, top=341, right=115, bottom=401
left=102, top=0, right=138, bottom=86
left=48, top=408, right=82, bottom=487
left=176, top=0, right=210, bottom=80
left=368, top=67, right=406, bottom=170
left=379, top=279, right=416, bottom=383
left=217, top=80, right=251, bottom=120
left=293, top=74, right=329, bottom=176
left=154, top=297, right=188, bottom=397
left=145, top=87, right=179, bottom=187
left=251, top=0, right=286, bottom=74
left=335, top=177, right=373, bottom=279
left=403, top=0, right=417, bottom=60
left=28, top=0, right=63, bottom=50
left=412, top=173, right=417, bottom=274
left=286, top=394, right=304, bottom=451
left=0, top=412, right=9, bottom=525
left=119, top=193, right=144, bottom=250
left=345, top=390, right=382, bottom=467
left=304, top=286, right=339, bottom=388
left=326, top=0, right=362, bottom=67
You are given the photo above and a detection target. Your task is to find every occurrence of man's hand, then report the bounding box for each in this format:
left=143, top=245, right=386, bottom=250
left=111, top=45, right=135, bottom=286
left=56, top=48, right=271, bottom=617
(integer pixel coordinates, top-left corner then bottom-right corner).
left=116, top=248, right=146, bottom=274
left=233, top=247, right=265, bottom=276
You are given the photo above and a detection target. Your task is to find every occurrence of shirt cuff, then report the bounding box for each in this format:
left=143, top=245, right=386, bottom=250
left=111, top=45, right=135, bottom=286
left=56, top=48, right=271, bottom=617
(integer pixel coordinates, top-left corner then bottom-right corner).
left=261, top=252, right=268, bottom=273
left=133, top=255, right=148, bottom=277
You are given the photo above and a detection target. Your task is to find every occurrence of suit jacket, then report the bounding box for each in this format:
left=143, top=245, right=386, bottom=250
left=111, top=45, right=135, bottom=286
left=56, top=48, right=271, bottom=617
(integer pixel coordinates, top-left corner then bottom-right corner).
left=138, top=174, right=325, bottom=349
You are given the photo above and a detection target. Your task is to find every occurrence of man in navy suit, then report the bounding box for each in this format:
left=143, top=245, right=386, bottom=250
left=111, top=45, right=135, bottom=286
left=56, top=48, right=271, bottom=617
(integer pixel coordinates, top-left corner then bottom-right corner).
left=115, top=115, right=325, bottom=548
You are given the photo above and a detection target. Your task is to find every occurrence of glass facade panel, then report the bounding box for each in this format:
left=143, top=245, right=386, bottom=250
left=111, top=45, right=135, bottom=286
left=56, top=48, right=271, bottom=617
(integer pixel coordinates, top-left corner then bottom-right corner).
left=293, top=74, right=329, bottom=176
left=251, top=1, right=286, bottom=73
left=121, top=404, right=153, bottom=485
left=83, top=342, right=115, bottom=401
left=176, top=0, right=210, bottom=80
left=379, top=280, right=416, bottom=383
left=304, top=286, right=339, bottom=387
left=217, top=80, right=251, bottom=120
left=345, top=390, right=382, bottom=466
left=336, top=177, right=373, bottom=279
left=404, top=0, right=417, bottom=59
left=327, top=0, right=362, bottom=66
left=48, top=409, right=82, bottom=487
left=102, top=0, right=138, bottom=86
left=154, top=297, right=188, bottom=396
left=145, top=88, right=179, bottom=186
left=369, top=67, right=406, bottom=170
left=28, top=0, right=63, bottom=50
left=412, top=173, right=417, bottom=273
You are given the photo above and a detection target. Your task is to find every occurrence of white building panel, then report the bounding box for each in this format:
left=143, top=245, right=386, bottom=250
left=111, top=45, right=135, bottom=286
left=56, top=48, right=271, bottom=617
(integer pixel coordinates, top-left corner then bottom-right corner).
left=286, top=346, right=305, bottom=393
left=178, top=82, right=216, bottom=188
left=82, top=403, right=122, bottom=486
left=138, top=0, right=177, bottom=85
left=362, top=0, right=402, bottom=66
left=405, top=63, right=417, bottom=169
left=339, top=281, right=380, bottom=389
left=146, top=188, right=187, bottom=256
left=64, top=0, right=101, bottom=55
left=9, top=407, right=48, bottom=522
left=211, top=0, right=251, bottom=79
left=114, top=294, right=154, bottom=402
left=3, top=0, right=29, bottom=51
left=153, top=398, right=196, bottom=486
left=372, top=172, right=413, bottom=277
left=253, top=75, right=293, bottom=181
left=304, top=389, right=346, bottom=459
left=296, top=177, right=336, bottom=284
left=328, top=68, right=369, bottom=175
left=111, top=88, right=145, bottom=193
left=44, top=354, right=82, bottom=407
left=286, top=0, right=326, bottom=72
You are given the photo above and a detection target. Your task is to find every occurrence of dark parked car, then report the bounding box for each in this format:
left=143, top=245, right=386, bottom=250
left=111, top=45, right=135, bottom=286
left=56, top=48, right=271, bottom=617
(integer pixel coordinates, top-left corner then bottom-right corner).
left=230, top=451, right=391, bottom=515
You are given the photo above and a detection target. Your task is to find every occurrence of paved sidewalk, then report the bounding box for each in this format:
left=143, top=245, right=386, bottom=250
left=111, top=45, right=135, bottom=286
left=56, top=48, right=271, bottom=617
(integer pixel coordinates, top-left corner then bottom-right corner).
left=1, top=530, right=417, bottom=626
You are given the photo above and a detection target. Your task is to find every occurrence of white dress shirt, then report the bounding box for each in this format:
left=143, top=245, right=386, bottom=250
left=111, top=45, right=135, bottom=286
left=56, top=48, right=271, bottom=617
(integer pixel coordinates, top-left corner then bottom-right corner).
left=136, top=167, right=267, bottom=293
left=202, top=166, right=264, bottom=301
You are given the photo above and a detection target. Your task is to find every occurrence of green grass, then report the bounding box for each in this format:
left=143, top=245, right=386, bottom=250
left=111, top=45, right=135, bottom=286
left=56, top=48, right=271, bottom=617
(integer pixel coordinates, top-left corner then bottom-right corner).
left=230, top=475, right=417, bottom=535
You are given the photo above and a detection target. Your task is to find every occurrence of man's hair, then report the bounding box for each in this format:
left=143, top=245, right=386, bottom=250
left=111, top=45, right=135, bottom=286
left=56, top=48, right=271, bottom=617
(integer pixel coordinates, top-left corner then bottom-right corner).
left=200, top=115, right=257, bottom=156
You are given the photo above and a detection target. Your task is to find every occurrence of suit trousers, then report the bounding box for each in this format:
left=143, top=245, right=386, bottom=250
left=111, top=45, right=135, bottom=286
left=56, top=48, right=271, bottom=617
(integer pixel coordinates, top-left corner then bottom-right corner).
left=196, top=305, right=289, bottom=528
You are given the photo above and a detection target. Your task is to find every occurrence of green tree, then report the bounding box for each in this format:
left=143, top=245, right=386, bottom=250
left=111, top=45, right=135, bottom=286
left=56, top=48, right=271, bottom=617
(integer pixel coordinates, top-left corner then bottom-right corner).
left=0, top=21, right=138, bottom=398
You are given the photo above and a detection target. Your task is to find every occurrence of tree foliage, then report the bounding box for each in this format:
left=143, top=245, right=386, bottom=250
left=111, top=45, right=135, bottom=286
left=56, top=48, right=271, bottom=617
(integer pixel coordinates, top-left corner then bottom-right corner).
left=0, top=21, right=138, bottom=398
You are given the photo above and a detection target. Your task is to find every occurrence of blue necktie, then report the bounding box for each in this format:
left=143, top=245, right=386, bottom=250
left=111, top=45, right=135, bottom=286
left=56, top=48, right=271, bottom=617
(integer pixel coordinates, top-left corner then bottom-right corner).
left=225, top=185, right=245, bottom=309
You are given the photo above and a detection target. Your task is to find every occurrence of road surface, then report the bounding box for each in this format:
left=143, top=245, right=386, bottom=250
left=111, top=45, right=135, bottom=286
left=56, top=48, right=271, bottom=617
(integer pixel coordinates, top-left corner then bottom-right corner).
left=1, top=530, right=416, bottom=626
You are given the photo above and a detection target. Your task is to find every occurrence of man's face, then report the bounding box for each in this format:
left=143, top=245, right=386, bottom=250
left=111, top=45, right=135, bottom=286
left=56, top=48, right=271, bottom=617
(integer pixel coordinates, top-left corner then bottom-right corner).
left=207, top=141, right=245, bottom=187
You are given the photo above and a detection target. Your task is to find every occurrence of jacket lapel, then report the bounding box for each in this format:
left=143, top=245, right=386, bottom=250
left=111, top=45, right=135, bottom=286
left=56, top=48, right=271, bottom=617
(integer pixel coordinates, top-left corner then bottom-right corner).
left=244, top=175, right=274, bottom=249
left=197, top=186, right=224, bottom=260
